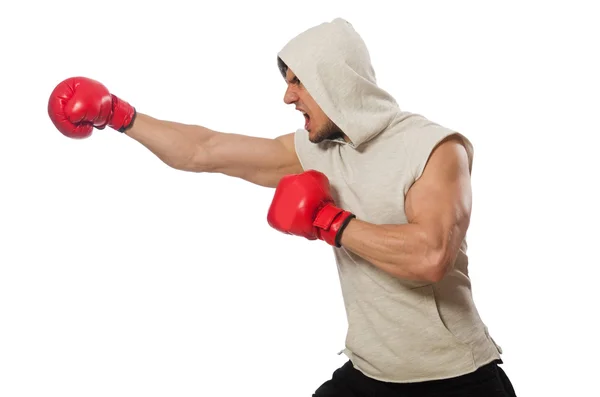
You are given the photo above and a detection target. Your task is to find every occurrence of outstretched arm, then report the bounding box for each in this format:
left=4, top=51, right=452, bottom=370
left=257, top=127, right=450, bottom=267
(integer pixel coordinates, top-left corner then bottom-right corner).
left=126, top=113, right=303, bottom=188
left=47, top=76, right=303, bottom=189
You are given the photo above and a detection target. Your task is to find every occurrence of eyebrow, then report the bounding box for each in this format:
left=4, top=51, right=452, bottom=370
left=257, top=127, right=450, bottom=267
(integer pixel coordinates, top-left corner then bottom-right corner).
left=287, top=75, right=301, bottom=85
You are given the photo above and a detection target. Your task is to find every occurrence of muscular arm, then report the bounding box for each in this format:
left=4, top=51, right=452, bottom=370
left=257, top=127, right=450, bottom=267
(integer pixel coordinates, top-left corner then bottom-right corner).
left=125, top=113, right=303, bottom=188
left=339, top=135, right=472, bottom=283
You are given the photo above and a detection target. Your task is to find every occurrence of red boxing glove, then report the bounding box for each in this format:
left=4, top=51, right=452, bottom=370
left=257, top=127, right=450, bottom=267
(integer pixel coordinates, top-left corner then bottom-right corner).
left=47, top=77, right=136, bottom=139
left=267, top=170, right=355, bottom=247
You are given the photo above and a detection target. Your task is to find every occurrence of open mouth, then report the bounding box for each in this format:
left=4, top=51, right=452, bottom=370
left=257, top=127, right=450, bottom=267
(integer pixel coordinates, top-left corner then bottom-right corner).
left=303, top=112, right=311, bottom=130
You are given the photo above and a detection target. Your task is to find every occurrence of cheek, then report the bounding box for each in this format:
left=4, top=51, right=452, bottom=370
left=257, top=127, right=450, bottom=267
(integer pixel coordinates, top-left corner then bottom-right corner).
left=313, top=110, right=327, bottom=124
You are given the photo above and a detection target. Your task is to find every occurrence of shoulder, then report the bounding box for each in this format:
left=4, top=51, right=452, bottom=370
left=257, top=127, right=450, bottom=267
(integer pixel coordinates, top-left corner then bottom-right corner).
left=275, top=132, right=296, bottom=152
left=427, top=133, right=473, bottom=175
left=399, top=117, right=474, bottom=184
left=394, top=112, right=474, bottom=175
left=414, top=133, right=473, bottom=191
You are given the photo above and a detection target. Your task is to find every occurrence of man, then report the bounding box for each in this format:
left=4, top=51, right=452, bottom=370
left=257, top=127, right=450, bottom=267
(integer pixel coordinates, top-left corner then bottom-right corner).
left=47, top=17, right=516, bottom=397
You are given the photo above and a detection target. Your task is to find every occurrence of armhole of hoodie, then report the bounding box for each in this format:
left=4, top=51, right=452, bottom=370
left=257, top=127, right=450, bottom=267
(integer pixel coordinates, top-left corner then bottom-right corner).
left=294, top=129, right=309, bottom=171
left=403, top=127, right=474, bottom=195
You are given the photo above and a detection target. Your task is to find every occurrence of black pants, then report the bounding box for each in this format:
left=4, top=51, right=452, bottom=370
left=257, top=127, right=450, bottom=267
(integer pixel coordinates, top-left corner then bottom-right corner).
left=313, top=360, right=517, bottom=397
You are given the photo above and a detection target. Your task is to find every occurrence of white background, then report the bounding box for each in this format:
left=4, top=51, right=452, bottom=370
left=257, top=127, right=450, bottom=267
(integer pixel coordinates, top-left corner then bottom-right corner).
left=1, top=1, right=598, bottom=396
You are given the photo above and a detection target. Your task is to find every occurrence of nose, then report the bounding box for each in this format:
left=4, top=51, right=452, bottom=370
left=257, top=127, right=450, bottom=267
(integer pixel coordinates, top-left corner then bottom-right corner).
left=283, top=85, right=298, bottom=104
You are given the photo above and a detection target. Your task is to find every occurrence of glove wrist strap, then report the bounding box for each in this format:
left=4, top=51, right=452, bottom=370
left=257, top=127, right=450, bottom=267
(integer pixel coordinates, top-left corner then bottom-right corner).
left=109, top=95, right=137, bottom=132
left=314, top=203, right=355, bottom=247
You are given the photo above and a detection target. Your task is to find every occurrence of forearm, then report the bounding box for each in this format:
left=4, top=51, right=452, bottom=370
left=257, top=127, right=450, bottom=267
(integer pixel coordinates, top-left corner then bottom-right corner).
left=124, top=113, right=215, bottom=170
left=339, top=219, right=446, bottom=282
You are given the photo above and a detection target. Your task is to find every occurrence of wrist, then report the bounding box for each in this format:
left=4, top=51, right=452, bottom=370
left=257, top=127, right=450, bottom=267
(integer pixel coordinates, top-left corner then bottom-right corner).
left=332, top=212, right=355, bottom=247
left=109, top=94, right=136, bottom=132
left=314, top=203, right=355, bottom=247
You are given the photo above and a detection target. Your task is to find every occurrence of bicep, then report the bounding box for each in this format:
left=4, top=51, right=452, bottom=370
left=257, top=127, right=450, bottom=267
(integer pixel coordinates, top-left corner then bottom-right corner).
left=203, top=131, right=303, bottom=188
left=405, top=135, right=472, bottom=259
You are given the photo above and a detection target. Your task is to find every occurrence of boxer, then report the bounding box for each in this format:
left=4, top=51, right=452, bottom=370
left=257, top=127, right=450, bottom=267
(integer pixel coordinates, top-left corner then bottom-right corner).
left=48, top=18, right=517, bottom=397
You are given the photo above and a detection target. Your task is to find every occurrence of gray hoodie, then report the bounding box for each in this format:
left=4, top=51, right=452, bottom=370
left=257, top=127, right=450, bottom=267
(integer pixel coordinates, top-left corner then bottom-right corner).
left=278, top=18, right=503, bottom=382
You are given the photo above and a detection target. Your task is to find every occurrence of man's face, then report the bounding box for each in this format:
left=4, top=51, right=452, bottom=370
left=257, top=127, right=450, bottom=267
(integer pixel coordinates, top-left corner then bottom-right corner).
left=283, top=69, right=345, bottom=144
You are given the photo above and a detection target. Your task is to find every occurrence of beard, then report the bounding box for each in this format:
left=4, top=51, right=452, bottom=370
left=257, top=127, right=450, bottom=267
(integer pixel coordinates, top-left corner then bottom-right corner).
left=309, top=118, right=345, bottom=144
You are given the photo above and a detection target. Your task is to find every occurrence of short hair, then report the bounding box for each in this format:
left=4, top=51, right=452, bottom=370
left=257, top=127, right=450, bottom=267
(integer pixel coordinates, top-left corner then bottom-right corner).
left=277, top=56, right=288, bottom=79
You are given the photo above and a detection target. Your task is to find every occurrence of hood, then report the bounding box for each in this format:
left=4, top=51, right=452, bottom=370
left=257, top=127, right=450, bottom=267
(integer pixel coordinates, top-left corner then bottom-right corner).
left=278, top=18, right=400, bottom=148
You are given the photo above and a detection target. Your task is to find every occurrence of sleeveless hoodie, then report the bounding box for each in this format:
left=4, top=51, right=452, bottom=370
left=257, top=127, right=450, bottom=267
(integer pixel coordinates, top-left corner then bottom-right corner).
left=278, top=18, right=503, bottom=382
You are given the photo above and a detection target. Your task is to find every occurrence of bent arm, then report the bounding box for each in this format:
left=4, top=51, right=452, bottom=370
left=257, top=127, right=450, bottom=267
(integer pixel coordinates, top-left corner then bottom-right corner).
left=339, top=135, right=472, bottom=283
left=125, top=113, right=303, bottom=188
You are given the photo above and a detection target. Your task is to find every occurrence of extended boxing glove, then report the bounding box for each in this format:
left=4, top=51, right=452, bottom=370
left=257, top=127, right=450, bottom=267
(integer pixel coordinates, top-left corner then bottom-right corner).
left=47, top=77, right=136, bottom=139
left=267, top=170, right=355, bottom=247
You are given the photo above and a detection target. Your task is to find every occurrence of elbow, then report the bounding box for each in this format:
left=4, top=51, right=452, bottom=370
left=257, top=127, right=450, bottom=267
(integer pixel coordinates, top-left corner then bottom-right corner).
left=418, top=225, right=465, bottom=283
left=421, top=248, right=454, bottom=283
left=423, top=264, right=448, bottom=283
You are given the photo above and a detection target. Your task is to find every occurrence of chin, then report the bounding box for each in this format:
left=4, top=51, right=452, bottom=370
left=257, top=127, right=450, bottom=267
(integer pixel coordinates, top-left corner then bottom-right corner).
left=308, top=133, right=323, bottom=144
